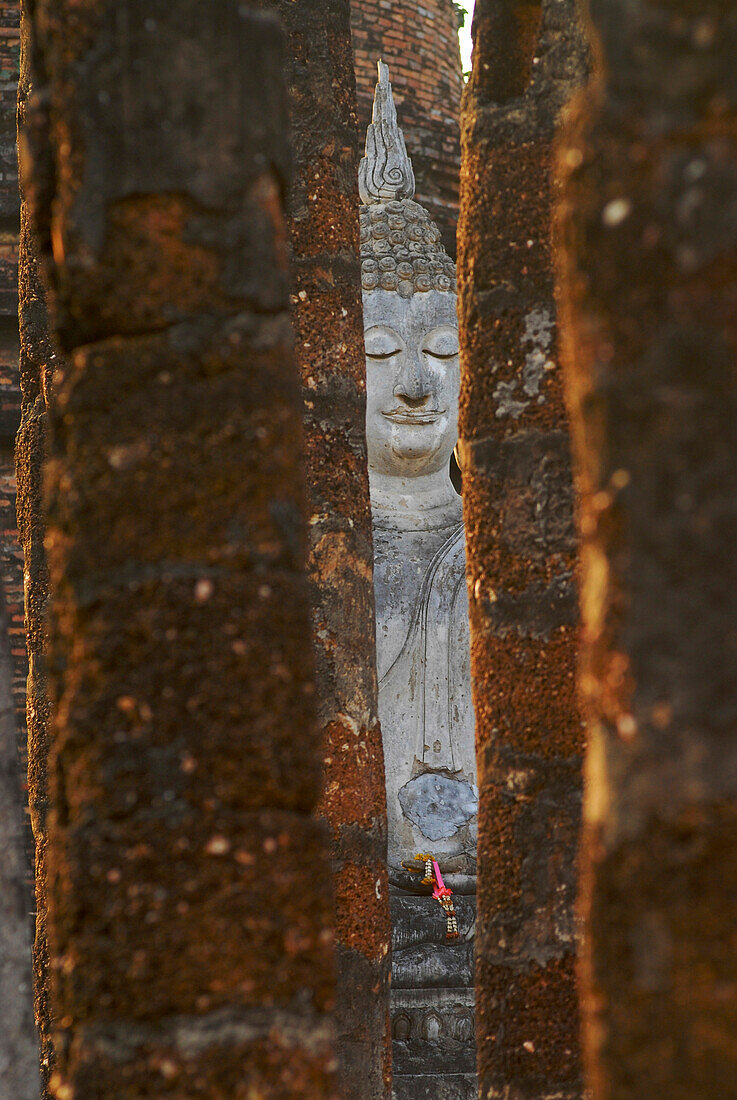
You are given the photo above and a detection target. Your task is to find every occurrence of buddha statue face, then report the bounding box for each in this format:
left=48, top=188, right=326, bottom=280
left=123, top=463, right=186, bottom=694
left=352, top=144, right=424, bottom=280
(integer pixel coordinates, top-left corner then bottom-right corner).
left=364, top=288, right=460, bottom=479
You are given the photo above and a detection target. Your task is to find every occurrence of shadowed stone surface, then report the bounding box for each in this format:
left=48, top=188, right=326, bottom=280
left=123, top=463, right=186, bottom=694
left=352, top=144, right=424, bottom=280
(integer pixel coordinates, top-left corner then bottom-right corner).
left=457, top=1, right=588, bottom=1097
left=558, top=2, right=737, bottom=1096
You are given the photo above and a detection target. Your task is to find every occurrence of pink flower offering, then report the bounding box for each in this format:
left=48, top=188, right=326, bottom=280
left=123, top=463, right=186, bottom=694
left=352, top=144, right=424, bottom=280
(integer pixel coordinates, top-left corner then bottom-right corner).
left=432, top=859, right=453, bottom=899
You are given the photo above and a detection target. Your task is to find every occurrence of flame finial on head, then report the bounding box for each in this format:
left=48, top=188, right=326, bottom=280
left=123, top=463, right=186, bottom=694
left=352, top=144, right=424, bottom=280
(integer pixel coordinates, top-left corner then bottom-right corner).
left=359, top=61, right=415, bottom=205
left=358, top=59, right=455, bottom=296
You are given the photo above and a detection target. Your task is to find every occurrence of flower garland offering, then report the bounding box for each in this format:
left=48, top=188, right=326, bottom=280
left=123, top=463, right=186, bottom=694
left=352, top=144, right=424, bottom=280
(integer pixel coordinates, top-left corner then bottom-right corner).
left=431, top=859, right=459, bottom=940
left=402, top=852, right=460, bottom=940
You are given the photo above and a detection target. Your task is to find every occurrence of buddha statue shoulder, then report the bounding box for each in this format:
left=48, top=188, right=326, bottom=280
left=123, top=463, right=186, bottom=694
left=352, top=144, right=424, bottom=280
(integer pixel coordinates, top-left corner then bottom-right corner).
left=360, top=62, right=477, bottom=1096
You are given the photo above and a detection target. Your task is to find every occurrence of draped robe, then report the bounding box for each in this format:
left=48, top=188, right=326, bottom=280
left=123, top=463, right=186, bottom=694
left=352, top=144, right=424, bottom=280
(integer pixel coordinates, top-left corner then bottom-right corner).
left=375, top=520, right=477, bottom=883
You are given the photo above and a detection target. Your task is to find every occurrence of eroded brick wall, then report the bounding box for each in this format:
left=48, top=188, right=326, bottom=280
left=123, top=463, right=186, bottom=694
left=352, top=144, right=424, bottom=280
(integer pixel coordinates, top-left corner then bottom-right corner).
left=20, top=4, right=341, bottom=1095
left=0, top=2, right=24, bottom=745
left=558, top=3, right=737, bottom=1095
left=351, top=0, right=463, bottom=254
left=457, top=2, right=588, bottom=1096
left=251, top=1, right=392, bottom=1093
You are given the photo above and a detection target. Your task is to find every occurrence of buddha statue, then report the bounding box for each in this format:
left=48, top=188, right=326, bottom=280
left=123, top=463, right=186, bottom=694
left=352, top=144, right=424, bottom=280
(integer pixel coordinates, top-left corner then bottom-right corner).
left=360, top=62, right=477, bottom=1100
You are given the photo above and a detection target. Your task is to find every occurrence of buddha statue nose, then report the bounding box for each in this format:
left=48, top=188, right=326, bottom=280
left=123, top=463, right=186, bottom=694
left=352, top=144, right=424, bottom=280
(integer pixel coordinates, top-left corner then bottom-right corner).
left=394, top=348, right=433, bottom=406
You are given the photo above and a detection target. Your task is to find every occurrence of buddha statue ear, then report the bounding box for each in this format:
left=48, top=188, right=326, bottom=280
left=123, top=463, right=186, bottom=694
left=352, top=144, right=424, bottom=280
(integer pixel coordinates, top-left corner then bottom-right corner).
left=359, top=60, right=416, bottom=205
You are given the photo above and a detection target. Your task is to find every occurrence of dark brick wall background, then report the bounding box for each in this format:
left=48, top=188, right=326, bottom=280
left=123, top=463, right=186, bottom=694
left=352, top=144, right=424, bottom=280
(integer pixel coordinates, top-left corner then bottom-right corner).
left=351, top=0, right=463, bottom=255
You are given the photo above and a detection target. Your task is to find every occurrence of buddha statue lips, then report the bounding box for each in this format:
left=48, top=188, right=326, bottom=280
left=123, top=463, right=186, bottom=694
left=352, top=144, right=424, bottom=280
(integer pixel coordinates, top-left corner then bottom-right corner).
left=382, top=406, right=445, bottom=424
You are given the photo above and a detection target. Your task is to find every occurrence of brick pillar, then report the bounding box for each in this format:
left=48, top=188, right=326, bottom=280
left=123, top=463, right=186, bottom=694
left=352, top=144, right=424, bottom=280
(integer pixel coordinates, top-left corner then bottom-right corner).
left=17, top=1, right=55, bottom=1087
left=20, top=3, right=340, bottom=1095
left=0, top=2, right=25, bottom=744
left=558, top=3, right=737, bottom=1095
left=252, top=1, right=392, bottom=1094
left=456, top=2, right=588, bottom=1097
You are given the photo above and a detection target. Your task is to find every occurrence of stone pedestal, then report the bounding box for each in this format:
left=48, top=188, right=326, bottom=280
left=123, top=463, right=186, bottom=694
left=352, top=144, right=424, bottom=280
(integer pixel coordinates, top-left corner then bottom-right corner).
left=390, top=895, right=476, bottom=1100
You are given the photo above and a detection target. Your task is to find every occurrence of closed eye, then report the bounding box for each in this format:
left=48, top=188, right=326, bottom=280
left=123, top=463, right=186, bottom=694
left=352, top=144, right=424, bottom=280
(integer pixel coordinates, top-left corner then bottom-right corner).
left=367, top=349, right=401, bottom=360
left=425, top=349, right=458, bottom=360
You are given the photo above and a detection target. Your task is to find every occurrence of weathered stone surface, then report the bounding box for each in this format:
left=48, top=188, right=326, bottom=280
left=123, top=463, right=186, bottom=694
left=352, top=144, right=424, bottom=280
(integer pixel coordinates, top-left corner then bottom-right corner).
left=251, top=3, right=393, bottom=1095
left=17, top=4, right=55, bottom=1087
left=19, top=4, right=340, bottom=1096
left=393, top=1076, right=476, bottom=1100
left=557, top=3, right=737, bottom=1096
left=391, top=896, right=476, bottom=992
left=28, top=1, right=290, bottom=347
left=399, top=775, right=477, bottom=844
left=456, top=1, right=588, bottom=1096
left=0, top=5, right=20, bottom=222
left=391, top=986, right=476, bottom=1099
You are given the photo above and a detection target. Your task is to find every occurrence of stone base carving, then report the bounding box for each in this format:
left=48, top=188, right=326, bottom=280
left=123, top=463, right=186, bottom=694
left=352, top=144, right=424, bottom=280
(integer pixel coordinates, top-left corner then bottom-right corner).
left=392, top=1073, right=477, bottom=1100
left=392, top=989, right=476, bottom=1099
left=391, top=895, right=476, bottom=1099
